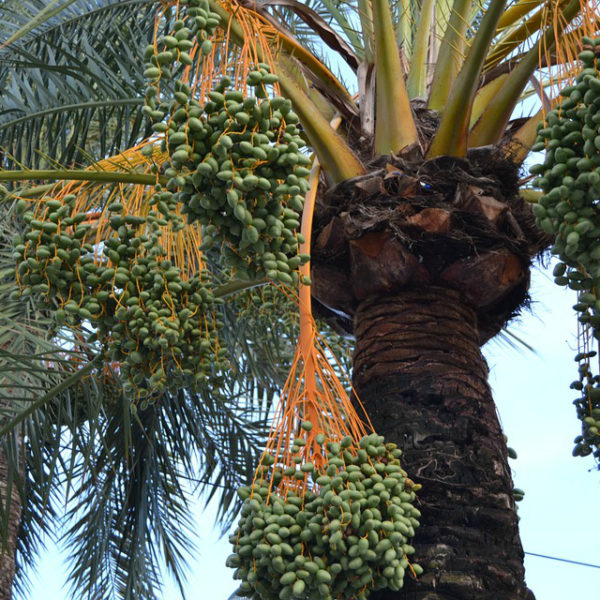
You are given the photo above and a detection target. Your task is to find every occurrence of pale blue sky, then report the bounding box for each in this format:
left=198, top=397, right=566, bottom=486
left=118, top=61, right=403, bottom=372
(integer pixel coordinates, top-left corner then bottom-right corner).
left=22, top=261, right=600, bottom=599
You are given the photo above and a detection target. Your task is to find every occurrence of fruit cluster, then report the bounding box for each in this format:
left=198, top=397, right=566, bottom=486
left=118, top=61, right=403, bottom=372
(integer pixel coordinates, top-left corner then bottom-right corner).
left=147, top=73, right=311, bottom=282
left=227, top=431, right=421, bottom=600
left=530, top=38, right=600, bottom=461
left=142, top=4, right=311, bottom=283
left=14, top=192, right=222, bottom=399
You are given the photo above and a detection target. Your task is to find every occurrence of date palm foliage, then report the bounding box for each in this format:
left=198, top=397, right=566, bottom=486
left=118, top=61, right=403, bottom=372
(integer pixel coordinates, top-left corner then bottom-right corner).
left=1, top=0, right=600, bottom=599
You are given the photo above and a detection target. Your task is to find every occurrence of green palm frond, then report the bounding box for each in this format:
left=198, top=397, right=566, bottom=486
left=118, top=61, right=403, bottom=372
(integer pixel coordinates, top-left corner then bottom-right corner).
left=0, top=0, right=83, bottom=45
left=0, top=0, right=159, bottom=170
left=57, top=354, right=275, bottom=599
left=12, top=360, right=107, bottom=599
left=62, top=396, right=197, bottom=600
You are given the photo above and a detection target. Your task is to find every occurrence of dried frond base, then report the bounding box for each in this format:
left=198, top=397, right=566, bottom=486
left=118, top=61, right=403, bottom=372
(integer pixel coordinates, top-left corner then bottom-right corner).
left=311, top=146, right=550, bottom=344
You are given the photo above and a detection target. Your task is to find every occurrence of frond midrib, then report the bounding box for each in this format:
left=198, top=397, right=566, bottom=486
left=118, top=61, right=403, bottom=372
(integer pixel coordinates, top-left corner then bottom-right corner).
left=0, top=98, right=144, bottom=130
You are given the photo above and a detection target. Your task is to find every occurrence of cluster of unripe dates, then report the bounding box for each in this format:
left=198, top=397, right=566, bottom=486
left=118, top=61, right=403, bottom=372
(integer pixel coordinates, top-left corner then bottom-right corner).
left=530, top=39, right=600, bottom=462
left=142, top=4, right=311, bottom=283
left=13, top=192, right=222, bottom=400
left=569, top=351, right=600, bottom=461
left=228, top=426, right=421, bottom=600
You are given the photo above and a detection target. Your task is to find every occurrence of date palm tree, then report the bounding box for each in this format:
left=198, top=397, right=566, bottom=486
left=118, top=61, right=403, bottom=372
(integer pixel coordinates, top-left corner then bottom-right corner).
left=1, top=0, right=599, bottom=599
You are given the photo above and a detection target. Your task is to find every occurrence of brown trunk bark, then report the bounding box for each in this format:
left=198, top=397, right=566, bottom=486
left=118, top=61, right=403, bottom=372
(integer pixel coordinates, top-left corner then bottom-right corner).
left=0, top=442, right=20, bottom=599
left=353, top=286, right=533, bottom=600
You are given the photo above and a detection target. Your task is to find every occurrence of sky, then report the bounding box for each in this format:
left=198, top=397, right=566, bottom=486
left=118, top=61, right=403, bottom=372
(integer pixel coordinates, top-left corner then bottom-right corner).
left=22, top=260, right=600, bottom=599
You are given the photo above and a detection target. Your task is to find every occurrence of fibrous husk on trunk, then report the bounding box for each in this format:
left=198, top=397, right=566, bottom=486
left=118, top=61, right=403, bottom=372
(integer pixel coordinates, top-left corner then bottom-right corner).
left=353, top=287, right=535, bottom=600
left=311, top=142, right=551, bottom=344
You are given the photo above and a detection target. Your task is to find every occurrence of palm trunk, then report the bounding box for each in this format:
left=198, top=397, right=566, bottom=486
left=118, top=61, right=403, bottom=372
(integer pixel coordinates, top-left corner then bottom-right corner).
left=353, top=286, right=533, bottom=600
left=0, top=444, right=20, bottom=599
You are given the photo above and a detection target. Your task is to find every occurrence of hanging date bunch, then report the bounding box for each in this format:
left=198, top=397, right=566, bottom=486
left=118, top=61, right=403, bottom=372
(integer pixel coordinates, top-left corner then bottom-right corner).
left=530, top=37, right=600, bottom=462
left=142, top=0, right=311, bottom=283
left=172, top=71, right=311, bottom=284
left=13, top=189, right=223, bottom=400
left=229, top=424, right=422, bottom=600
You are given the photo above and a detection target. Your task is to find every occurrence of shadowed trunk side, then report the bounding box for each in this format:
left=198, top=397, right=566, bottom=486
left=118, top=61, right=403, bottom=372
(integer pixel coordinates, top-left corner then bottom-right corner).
left=353, top=287, right=533, bottom=600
